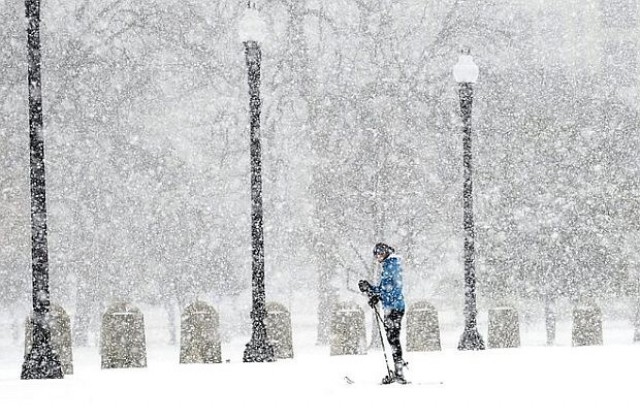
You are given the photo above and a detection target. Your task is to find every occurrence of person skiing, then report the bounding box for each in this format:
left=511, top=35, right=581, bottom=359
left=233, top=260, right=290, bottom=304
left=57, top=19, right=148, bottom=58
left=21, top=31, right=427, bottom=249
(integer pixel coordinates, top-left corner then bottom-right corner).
left=359, top=242, right=407, bottom=383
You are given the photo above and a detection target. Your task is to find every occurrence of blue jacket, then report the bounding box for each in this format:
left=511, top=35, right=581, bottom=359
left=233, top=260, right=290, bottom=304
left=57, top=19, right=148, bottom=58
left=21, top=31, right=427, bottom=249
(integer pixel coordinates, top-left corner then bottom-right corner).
left=371, top=255, right=405, bottom=312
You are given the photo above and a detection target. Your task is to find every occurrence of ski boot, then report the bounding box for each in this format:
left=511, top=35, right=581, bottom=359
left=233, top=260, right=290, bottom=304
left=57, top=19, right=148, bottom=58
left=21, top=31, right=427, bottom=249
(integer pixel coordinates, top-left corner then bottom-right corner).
left=381, top=361, right=408, bottom=384
left=393, top=360, right=408, bottom=384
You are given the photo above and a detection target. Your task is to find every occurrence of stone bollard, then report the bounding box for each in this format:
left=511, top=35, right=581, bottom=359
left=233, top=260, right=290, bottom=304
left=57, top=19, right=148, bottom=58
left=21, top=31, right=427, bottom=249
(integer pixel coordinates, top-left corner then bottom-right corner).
left=180, top=301, right=221, bottom=364
left=330, top=301, right=366, bottom=356
left=265, top=302, right=293, bottom=359
left=25, top=303, right=74, bottom=375
left=101, top=303, right=147, bottom=369
left=406, top=301, right=441, bottom=352
left=487, top=307, right=520, bottom=349
left=572, top=304, right=603, bottom=346
left=633, top=301, right=640, bottom=343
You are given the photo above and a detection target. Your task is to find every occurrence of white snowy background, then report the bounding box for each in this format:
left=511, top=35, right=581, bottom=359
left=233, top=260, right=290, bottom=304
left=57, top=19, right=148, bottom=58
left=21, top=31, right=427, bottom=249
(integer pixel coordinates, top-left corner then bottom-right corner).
left=1, top=0, right=640, bottom=418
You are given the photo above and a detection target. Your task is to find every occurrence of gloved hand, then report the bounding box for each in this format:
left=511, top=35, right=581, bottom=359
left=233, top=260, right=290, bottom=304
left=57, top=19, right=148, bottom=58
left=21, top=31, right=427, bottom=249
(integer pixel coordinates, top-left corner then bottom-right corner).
left=358, top=280, right=372, bottom=294
left=368, top=295, right=380, bottom=308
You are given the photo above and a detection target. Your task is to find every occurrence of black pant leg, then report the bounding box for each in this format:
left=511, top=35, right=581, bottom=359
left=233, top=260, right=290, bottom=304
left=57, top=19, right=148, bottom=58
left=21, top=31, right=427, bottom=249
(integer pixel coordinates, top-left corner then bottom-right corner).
left=384, top=309, right=404, bottom=363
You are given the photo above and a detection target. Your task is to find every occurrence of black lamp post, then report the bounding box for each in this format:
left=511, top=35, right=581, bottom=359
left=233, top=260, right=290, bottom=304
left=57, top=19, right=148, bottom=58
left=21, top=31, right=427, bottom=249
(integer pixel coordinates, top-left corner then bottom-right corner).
left=21, top=0, right=64, bottom=379
left=240, top=3, right=275, bottom=363
left=454, top=51, right=485, bottom=351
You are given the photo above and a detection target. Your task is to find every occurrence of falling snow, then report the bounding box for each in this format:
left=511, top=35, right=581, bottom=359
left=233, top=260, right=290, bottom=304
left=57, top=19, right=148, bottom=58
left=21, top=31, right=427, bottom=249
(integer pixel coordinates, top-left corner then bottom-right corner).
left=1, top=0, right=640, bottom=417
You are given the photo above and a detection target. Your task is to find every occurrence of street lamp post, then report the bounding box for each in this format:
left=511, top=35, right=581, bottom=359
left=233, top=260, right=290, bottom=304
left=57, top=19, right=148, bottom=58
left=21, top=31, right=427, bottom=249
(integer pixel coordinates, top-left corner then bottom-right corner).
left=453, top=52, right=485, bottom=351
left=240, top=3, right=275, bottom=363
left=21, top=0, right=64, bottom=379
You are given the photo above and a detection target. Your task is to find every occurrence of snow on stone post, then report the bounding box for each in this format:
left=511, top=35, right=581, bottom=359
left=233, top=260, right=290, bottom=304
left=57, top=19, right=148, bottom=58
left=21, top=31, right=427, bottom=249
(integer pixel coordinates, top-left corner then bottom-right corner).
left=101, top=303, right=147, bottom=369
left=572, top=303, right=603, bottom=346
left=330, top=302, right=366, bottom=356
left=406, top=301, right=441, bottom=352
left=265, top=302, right=293, bottom=359
left=487, top=306, right=521, bottom=349
left=179, top=301, right=221, bottom=364
left=24, top=303, right=73, bottom=375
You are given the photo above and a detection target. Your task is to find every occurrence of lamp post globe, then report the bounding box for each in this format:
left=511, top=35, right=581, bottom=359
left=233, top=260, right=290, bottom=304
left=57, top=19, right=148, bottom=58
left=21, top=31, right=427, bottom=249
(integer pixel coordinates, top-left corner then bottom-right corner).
left=453, top=53, right=479, bottom=84
left=453, top=52, right=485, bottom=351
left=240, top=2, right=275, bottom=363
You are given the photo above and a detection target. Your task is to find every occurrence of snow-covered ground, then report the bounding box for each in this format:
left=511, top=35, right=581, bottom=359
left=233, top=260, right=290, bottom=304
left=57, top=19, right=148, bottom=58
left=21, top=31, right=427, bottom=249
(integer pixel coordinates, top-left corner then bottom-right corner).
left=1, top=306, right=638, bottom=420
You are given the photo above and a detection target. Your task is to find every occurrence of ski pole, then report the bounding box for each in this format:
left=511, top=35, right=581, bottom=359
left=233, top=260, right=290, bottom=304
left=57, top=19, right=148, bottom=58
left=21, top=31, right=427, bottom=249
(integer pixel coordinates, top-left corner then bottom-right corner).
left=372, top=304, right=393, bottom=379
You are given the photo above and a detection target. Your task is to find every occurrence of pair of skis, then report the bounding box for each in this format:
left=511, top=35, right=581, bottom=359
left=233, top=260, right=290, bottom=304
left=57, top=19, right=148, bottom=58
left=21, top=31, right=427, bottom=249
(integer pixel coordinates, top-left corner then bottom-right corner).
left=344, top=375, right=443, bottom=386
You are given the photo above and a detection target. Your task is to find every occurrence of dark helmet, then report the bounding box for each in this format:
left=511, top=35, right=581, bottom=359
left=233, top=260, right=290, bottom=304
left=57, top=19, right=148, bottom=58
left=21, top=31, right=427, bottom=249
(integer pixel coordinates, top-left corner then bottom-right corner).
left=373, top=242, right=395, bottom=258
